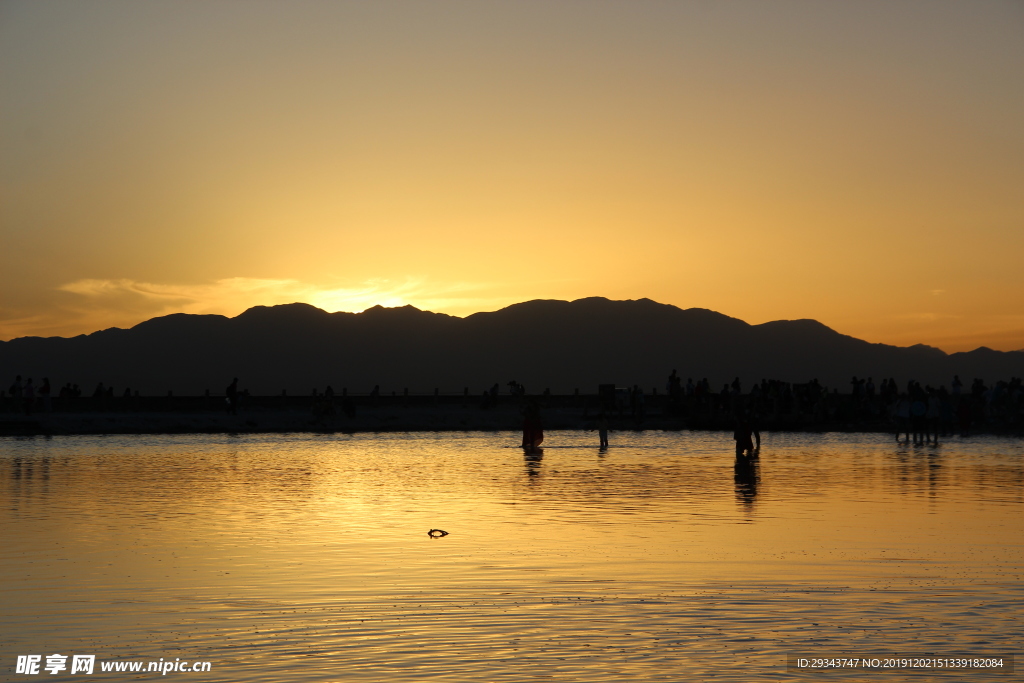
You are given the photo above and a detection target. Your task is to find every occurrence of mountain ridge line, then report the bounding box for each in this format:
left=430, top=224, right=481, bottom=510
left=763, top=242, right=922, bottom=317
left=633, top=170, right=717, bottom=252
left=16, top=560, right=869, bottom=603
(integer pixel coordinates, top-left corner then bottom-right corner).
left=2, top=297, right=1020, bottom=394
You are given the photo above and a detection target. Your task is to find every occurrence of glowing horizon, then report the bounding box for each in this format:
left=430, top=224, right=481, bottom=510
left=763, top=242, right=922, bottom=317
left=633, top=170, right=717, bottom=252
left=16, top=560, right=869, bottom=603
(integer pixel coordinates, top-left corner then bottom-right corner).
left=2, top=2, right=1022, bottom=353
left=0, top=276, right=1013, bottom=355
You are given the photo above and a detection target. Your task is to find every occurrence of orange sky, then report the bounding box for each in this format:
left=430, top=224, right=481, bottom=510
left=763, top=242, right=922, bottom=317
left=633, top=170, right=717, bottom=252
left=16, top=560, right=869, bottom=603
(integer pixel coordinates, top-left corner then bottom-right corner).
left=1, top=1, right=1022, bottom=352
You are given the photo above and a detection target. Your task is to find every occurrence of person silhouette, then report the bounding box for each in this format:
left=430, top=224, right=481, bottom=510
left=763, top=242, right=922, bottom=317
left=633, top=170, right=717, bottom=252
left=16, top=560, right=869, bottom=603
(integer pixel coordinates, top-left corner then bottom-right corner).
left=522, top=400, right=544, bottom=450
left=39, top=377, right=51, bottom=413
left=733, top=413, right=756, bottom=456
left=23, top=377, right=35, bottom=415
left=226, top=377, right=239, bottom=415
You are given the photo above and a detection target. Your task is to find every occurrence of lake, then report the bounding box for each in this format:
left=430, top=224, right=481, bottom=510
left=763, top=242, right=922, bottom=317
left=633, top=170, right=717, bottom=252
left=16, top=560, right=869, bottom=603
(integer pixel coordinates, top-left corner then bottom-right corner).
left=2, top=431, right=1021, bottom=681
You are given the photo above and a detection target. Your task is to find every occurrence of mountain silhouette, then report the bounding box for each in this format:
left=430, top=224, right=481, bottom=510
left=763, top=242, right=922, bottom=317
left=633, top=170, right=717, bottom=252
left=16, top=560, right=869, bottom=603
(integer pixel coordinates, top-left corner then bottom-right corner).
left=1, top=297, right=1021, bottom=395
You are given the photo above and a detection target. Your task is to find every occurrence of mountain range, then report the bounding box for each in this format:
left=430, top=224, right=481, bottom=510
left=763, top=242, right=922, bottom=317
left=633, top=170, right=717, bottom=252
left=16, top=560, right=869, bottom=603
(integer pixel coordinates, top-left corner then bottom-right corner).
left=2, top=297, right=1021, bottom=395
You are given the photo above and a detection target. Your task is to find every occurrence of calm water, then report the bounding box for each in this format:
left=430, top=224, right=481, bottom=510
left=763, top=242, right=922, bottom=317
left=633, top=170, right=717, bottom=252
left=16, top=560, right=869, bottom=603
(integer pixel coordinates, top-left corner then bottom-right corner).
left=1, top=431, right=1022, bottom=681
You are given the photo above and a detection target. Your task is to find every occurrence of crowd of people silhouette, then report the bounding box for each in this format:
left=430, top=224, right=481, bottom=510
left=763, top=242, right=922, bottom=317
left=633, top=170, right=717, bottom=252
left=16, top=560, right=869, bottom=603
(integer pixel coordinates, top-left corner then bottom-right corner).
left=2, top=371, right=1022, bottom=443
left=660, top=370, right=1023, bottom=442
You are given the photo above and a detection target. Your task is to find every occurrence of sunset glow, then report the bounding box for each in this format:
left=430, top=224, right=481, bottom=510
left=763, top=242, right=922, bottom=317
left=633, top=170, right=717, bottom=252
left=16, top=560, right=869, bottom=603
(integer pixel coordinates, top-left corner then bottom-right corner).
left=2, top=1, right=1022, bottom=351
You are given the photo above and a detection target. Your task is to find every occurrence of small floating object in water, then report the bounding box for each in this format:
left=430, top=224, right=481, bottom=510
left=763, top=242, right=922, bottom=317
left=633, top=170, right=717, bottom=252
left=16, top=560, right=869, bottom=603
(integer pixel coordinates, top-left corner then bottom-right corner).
left=427, top=529, right=449, bottom=538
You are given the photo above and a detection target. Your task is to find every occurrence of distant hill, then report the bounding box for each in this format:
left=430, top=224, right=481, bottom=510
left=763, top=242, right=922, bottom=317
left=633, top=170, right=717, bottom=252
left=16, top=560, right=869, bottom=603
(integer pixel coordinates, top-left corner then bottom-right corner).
left=1, top=297, right=1021, bottom=395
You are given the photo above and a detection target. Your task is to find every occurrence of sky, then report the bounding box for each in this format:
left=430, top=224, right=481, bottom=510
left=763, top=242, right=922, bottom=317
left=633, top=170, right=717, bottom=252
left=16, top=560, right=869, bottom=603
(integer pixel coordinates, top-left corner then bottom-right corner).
left=1, top=0, right=1022, bottom=352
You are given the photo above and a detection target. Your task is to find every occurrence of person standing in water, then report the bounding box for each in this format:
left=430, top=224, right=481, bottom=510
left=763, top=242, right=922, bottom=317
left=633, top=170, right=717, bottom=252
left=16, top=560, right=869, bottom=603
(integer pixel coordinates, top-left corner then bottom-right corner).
left=522, top=400, right=544, bottom=450
left=733, top=413, right=755, bottom=456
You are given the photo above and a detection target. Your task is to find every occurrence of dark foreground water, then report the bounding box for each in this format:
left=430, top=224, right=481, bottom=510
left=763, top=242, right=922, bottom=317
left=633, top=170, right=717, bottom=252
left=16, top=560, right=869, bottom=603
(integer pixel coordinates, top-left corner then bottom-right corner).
left=1, top=431, right=1021, bottom=681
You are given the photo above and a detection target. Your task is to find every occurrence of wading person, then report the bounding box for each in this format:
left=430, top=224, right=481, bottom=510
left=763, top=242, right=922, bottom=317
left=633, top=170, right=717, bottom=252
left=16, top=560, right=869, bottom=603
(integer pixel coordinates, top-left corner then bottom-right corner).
left=522, top=400, right=544, bottom=451
left=597, top=410, right=609, bottom=449
left=733, top=415, right=755, bottom=457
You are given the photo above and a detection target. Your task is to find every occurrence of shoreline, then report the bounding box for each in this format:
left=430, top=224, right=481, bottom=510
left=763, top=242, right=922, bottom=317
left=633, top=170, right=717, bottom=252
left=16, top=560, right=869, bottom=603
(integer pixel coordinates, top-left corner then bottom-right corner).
left=2, top=403, right=1020, bottom=438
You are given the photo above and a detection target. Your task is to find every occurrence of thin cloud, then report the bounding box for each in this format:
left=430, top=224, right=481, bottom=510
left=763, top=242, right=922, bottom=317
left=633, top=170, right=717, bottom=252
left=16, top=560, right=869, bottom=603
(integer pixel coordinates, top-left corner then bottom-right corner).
left=890, top=312, right=962, bottom=323
left=876, top=312, right=1024, bottom=352
left=0, top=275, right=576, bottom=340
left=58, top=277, right=304, bottom=310
left=0, top=276, right=533, bottom=340
left=57, top=276, right=518, bottom=317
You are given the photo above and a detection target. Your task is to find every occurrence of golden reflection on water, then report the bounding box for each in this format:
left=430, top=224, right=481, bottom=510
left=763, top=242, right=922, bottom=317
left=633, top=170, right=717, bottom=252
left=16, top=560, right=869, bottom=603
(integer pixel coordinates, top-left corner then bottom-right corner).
left=1, top=431, right=1022, bottom=681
